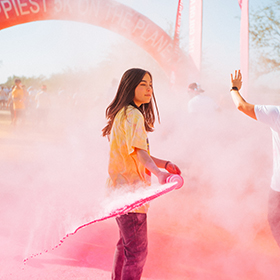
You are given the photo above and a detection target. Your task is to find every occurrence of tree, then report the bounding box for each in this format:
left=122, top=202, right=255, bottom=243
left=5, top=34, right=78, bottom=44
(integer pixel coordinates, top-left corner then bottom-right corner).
left=3, top=75, right=46, bottom=89
left=250, top=0, right=280, bottom=74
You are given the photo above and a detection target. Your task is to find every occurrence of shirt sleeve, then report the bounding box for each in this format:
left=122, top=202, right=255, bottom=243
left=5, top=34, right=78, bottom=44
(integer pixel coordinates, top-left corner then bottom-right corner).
left=255, top=105, right=280, bottom=131
left=125, top=108, right=148, bottom=155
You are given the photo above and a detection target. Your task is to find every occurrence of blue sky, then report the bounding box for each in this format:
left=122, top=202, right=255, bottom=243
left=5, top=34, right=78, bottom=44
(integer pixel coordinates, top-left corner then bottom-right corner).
left=0, top=0, right=276, bottom=88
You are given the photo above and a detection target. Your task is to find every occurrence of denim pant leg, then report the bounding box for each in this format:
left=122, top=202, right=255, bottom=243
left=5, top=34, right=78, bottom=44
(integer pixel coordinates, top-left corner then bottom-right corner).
left=267, top=188, right=280, bottom=247
left=112, top=233, right=125, bottom=280
left=112, top=213, right=148, bottom=280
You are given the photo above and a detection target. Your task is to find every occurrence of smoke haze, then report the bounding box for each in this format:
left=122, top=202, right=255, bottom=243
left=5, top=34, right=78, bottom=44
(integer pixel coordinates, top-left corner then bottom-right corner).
left=1, top=21, right=280, bottom=280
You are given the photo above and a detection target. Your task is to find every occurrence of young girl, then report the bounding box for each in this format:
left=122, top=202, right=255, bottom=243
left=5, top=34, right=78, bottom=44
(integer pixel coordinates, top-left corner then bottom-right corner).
left=102, top=68, right=181, bottom=280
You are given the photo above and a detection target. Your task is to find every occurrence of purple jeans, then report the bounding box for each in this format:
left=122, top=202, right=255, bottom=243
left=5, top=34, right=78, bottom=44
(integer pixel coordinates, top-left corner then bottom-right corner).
left=111, top=213, right=148, bottom=280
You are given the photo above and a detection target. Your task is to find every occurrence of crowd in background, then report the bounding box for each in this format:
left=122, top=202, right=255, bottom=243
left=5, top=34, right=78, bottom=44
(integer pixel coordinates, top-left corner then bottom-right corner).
left=0, top=85, right=10, bottom=109
left=0, top=79, right=83, bottom=127
left=0, top=80, right=50, bottom=126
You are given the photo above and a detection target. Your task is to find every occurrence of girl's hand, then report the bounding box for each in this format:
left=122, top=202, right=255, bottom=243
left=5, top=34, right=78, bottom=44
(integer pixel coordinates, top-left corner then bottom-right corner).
left=157, top=171, right=171, bottom=185
left=165, top=162, right=181, bottom=175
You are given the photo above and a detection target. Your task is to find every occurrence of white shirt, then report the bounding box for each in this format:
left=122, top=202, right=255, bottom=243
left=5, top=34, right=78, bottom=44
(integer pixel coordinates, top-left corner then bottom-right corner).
left=255, top=105, right=280, bottom=192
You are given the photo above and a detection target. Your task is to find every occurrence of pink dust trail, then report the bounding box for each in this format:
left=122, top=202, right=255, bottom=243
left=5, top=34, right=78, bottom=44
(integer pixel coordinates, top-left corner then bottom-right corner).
left=22, top=175, right=183, bottom=266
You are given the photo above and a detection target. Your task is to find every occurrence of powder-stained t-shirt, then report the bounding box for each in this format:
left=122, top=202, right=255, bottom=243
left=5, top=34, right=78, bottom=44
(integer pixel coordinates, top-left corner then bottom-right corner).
left=255, top=105, right=280, bottom=192
left=12, top=86, right=25, bottom=110
left=107, top=105, right=151, bottom=213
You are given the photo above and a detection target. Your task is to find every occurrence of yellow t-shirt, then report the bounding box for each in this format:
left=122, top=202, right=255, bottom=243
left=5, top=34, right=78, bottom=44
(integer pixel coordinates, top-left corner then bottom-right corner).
left=107, top=105, right=151, bottom=213
left=12, top=86, right=25, bottom=110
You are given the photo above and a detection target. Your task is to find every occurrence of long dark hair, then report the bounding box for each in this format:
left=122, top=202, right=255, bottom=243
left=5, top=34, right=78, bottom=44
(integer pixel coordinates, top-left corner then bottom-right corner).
left=102, top=68, right=160, bottom=137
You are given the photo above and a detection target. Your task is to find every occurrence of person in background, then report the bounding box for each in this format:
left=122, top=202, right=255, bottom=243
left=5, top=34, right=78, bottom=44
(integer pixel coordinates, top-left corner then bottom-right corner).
left=0, top=86, right=7, bottom=109
left=230, top=69, right=280, bottom=248
left=187, top=82, right=219, bottom=114
left=7, top=86, right=14, bottom=121
left=35, top=85, right=51, bottom=127
left=10, top=79, right=26, bottom=125
left=102, top=68, right=181, bottom=280
left=27, top=86, right=38, bottom=117
left=22, top=84, right=29, bottom=112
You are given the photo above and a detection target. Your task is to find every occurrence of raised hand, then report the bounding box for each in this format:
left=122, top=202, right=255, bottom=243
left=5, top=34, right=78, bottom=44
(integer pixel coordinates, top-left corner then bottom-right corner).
left=231, top=70, right=242, bottom=90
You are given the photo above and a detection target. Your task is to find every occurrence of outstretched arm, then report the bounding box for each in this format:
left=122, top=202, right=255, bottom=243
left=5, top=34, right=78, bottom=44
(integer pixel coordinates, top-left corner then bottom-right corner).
left=230, top=70, right=256, bottom=120
left=136, top=149, right=171, bottom=184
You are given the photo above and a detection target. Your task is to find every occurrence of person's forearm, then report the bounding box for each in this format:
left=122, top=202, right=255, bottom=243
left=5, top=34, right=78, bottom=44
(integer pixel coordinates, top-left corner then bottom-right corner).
left=230, top=70, right=256, bottom=120
left=150, top=156, right=168, bottom=169
left=136, top=149, right=162, bottom=176
left=230, top=89, right=256, bottom=120
left=230, top=89, right=247, bottom=109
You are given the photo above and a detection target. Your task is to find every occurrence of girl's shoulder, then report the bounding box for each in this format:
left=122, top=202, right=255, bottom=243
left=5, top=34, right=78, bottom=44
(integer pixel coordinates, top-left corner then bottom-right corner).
left=127, top=105, right=143, bottom=119
left=114, top=105, right=142, bottom=123
left=127, top=104, right=141, bottom=114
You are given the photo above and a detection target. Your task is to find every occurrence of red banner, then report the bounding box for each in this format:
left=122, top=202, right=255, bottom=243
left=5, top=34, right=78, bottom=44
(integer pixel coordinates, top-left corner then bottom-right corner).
left=239, top=0, right=249, bottom=97
left=238, top=0, right=242, bottom=9
left=173, top=0, right=183, bottom=54
left=188, top=0, right=203, bottom=83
